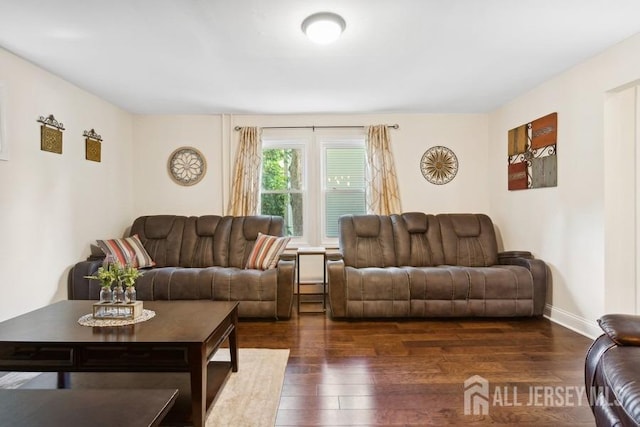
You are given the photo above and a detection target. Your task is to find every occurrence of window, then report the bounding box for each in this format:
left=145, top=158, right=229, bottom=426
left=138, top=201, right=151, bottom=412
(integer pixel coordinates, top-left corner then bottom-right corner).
left=260, top=133, right=366, bottom=247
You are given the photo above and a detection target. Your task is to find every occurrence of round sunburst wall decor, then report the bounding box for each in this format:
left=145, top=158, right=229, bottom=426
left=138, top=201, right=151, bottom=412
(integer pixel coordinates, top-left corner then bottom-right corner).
left=168, top=146, right=207, bottom=186
left=420, top=146, right=458, bottom=185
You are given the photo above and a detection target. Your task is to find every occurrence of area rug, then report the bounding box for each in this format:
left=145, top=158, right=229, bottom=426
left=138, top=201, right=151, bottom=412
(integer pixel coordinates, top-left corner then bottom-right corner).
left=0, top=348, right=289, bottom=427
left=207, top=348, right=289, bottom=426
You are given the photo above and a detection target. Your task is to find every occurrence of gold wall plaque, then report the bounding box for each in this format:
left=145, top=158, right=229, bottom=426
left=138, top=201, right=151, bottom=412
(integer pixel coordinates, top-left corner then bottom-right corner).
left=420, top=146, right=458, bottom=185
left=41, top=126, right=62, bottom=154
left=86, top=138, right=101, bottom=162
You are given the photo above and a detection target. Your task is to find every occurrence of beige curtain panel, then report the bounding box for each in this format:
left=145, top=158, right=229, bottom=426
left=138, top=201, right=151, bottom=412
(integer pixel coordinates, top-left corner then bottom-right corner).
left=227, top=126, right=261, bottom=216
left=365, top=125, right=402, bottom=215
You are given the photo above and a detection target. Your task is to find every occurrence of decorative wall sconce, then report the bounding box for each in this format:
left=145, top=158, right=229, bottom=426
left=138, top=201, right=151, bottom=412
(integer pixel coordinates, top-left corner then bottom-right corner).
left=83, top=128, right=102, bottom=162
left=37, top=114, right=65, bottom=154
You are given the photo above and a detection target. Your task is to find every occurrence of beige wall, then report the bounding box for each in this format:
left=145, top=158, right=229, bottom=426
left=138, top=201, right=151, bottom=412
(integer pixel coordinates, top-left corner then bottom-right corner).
left=0, top=48, right=134, bottom=321
left=488, top=32, right=640, bottom=337
left=132, top=115, right=224, bottom=217
left=131, top=113, right=490, bottom=219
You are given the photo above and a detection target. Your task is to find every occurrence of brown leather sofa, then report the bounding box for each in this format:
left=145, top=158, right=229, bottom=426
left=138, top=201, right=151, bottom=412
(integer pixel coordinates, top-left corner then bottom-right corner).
left=327, top=213, right=548, bottom=318
left=68, top=215, right=295, bottom=319
left=585, top=314, right=640, bottom=426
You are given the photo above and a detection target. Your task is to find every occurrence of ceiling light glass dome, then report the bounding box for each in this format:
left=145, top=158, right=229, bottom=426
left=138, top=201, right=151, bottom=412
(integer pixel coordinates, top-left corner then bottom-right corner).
left=301, top=12, right=346, bottom=45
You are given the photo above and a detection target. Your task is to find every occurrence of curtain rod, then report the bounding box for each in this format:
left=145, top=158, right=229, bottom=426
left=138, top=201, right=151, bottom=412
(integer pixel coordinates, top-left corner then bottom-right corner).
left=233, top=124, right=399, bottom=131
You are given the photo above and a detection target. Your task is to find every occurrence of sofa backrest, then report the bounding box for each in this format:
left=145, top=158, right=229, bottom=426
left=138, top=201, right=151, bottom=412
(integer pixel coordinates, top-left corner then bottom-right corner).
left=339, top=215, right=396, bottom=268
left=437, top=213, right=498, bottom=266
left=180, top=215, right=231, bottom=268
left=391, top=212, right=444, bottom=266
left=130, top=215, right=284, bottom=268
left=339, top=212, right=498, bottom=268
left=130, top=215, right=187, bottom=267
left=227, top=216, right=284, bottom=268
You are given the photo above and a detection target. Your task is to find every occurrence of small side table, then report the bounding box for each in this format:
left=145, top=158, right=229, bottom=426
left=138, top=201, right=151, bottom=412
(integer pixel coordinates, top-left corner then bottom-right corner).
left=297, top=247, right=327, bottom=313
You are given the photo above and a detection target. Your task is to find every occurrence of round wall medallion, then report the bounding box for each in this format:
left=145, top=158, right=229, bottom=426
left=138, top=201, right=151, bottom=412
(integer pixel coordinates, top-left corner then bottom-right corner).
left=168, top=146, right=207, bottom=186
left=420, top=146, right=458, bottom=185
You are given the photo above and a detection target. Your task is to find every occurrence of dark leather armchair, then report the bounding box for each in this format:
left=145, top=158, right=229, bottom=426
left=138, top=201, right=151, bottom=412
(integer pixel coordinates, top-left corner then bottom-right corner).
left=585, top=314, right=640, bottom=426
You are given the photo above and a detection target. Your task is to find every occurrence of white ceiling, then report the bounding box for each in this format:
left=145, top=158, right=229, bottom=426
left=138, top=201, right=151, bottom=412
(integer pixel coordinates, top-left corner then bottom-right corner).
left=1, top=0, right=639, bottom=115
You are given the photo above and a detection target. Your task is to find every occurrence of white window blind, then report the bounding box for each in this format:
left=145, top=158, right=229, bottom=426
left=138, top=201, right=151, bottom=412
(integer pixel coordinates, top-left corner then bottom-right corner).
left=324, top=146, right=366, bottom=238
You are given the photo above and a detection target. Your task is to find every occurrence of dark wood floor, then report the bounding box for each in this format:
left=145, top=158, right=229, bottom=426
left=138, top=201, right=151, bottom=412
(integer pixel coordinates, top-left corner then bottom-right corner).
left=237, top=305, right=596, bottom=426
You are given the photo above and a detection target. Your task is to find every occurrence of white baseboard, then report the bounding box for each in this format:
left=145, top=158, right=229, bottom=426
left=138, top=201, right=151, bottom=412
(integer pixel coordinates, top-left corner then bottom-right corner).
left=543, top=303, right=602, bottom=339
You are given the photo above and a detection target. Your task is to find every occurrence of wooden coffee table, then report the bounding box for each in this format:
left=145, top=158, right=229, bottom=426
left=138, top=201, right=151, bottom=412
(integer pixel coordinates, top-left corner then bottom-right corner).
left=0, top=300, right=238, bottom=427
left=0, top=388, right=178, bottom=427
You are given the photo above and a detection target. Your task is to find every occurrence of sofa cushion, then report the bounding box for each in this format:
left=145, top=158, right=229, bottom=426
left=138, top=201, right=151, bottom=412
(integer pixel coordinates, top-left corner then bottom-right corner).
left=96, top=235, right=156, bottom=268
left=133, top=266, right=279, bottom=318
left=245, top=232, right=290, bottom=270
left=407, top=265, right=535, bottom=317
left=352, top=215, right=382, bottom=237
left=344, top=266, right=410, bottom=317
left=180, top=216, right=231, bottom=268
left=130, top=216, right=187, bottom=267
left=437, top=214, right=498, bottom=266
left=228, top=216, right=285, bottom=268
left=340, top=215, right=397, bottom=268
left=391, top=213, right=444, bottom=267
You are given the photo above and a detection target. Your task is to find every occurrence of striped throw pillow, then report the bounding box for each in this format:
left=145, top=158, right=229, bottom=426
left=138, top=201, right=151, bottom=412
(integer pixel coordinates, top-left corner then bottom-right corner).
left=96, top=234, right=156, bottom=268
left=245, top=232, right=290, bottom=270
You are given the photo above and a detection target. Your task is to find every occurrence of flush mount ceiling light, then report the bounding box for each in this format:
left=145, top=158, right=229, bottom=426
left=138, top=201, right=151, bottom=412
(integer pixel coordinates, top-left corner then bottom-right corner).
left=301, top=12, right=346, bottom=45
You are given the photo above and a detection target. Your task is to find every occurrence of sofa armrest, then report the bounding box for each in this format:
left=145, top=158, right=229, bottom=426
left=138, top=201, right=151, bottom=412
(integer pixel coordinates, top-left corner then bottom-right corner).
left=279, top=252, right=296, bottom=262
left=68, top=259, right=105, bottom=300
left=327, top=252, right=344, bottom=262
left=598, top=314, right=640, bottom=346
left=496, top=252, right=548, bottom=316
left=275, top=257, right=295, bottom=319
left=498, top=251, right=533, bottom=261
left=327, top=256, right=346, bottom=318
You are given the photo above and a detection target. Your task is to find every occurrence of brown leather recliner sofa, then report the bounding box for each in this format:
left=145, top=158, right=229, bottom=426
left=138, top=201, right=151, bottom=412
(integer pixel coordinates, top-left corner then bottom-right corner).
left=68, top=215, right=296, bottom=319
left=585, top=314, right=640, bottom=426
left=327, top=213, right=548, bottom=318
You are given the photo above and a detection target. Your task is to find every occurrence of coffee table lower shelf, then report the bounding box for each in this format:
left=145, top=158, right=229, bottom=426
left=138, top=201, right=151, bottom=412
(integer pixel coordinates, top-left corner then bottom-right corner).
left=0, top=388, right=177, bottom=427
left=21, top=361, right=233, bottom=426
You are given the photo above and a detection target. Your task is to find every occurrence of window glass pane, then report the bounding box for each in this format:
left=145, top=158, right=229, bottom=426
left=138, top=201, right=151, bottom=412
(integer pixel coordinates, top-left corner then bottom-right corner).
left=261, top=146, right=304, bottom=238
left=261, top=148, right=303, bottom=191
left=326, top=148, right=365, bottom=189
left=261, top=192, right=303, bottom=237
left=325, top=146, right=366, bottom=238
left=325, top=191, right=365, bottom=238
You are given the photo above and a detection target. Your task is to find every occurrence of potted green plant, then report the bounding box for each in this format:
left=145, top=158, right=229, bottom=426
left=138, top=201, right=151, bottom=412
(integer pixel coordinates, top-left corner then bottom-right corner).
left=84, top=265, right=116, bottom=303
left=121, top=264, right=143, bottom=288
left=117, top=263, right=143, bottom=303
